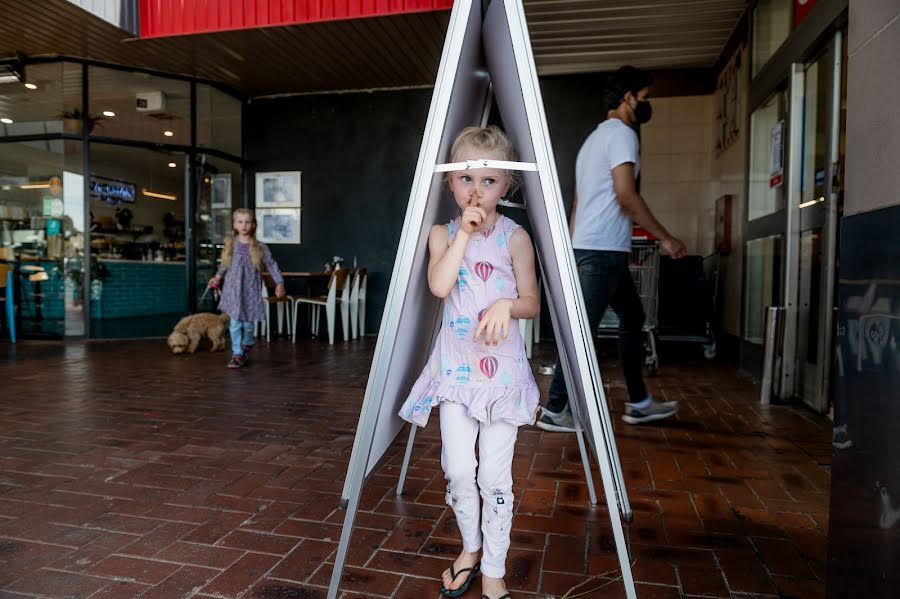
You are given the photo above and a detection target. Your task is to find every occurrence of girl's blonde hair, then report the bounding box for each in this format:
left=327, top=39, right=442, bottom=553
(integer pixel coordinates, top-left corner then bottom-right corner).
left=449, top=125, right=520, bottom=195
left=220, top=208, right=263, bottom=271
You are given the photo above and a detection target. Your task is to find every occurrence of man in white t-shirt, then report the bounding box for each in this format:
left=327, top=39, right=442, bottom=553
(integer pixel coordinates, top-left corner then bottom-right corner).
left=538, top=66, right=687, bottom=431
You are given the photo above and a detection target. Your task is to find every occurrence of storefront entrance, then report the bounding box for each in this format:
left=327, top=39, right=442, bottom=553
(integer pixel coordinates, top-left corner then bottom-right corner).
left=741, top=20, right=847, bottom=414
left=0, top=59, right=242, bottom=340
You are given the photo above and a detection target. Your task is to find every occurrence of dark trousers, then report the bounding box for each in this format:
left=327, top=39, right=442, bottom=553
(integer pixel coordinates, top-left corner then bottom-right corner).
left=546, top=249, right=649, bottom=412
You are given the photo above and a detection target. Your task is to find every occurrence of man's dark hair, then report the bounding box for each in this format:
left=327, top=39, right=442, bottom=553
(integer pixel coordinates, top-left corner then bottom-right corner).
left=604, top=66, right=654, bottom=112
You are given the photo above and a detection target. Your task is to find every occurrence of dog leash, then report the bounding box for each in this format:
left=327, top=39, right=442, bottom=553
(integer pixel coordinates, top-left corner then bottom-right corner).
left=198, top=282, right=221, bottom=305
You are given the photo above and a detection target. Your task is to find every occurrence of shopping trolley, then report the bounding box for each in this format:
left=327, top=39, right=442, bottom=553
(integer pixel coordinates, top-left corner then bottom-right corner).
left=596, top=240, right=661, bottom=376
left=656, top=252, right=719, bottom=360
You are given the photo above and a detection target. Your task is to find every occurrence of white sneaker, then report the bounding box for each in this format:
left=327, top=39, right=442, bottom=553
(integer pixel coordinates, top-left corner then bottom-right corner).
left=621, top=398, right=679, bottom=425
left=536, top=407, right=576, bottom=433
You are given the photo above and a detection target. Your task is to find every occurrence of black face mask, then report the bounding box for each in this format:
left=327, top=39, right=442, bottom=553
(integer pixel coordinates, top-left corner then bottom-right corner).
left=633, top=99, right=652, bottom=125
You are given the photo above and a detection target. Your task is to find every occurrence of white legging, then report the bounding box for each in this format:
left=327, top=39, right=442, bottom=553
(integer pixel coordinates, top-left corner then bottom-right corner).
left=439, top=402, right=519, bottom=579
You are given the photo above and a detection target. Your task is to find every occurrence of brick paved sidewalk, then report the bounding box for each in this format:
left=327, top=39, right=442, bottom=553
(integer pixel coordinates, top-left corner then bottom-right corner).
left=0, top=338, right=830, bottom=598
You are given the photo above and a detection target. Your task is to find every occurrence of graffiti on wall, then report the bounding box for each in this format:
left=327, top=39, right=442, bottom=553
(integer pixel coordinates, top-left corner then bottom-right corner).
left=837, top=281, right=900, bottom=374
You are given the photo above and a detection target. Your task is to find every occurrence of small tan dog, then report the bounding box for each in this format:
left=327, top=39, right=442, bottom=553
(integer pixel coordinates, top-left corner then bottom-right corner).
left=167, top=313, right=229, bottom=354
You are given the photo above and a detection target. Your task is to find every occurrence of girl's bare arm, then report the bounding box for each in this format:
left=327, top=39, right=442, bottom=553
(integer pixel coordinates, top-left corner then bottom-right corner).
left=507, top=227, right=540, bottom=319
left=427, top=224, right=470, bottom=298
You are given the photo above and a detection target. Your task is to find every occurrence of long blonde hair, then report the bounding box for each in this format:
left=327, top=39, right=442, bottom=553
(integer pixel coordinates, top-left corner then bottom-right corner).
left=220, top=208, right=263, bottom=271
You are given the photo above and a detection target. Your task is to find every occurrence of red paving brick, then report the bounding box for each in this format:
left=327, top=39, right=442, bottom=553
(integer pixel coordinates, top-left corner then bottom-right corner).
left=0, top=338, right=831, bottom=597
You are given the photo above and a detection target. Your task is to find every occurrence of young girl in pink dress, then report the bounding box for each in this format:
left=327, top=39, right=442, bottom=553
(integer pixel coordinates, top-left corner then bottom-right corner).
left=399, top=126, right=540, bottom=599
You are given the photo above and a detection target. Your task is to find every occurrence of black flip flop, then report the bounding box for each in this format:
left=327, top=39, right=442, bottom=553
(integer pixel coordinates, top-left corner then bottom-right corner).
left=481, top=595, right=511, bottom=599
left=440, top=561, right=481, bottom=597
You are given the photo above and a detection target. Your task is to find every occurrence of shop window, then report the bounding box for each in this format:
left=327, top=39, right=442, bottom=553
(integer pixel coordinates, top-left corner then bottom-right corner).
left=87, top=143, right=188, bottom=336
left=196, top=156, right=242, bottom=312
left=752, top=0, right=793, bottom=77
left=0, top=62, right=83, bottom=138
left=743, top=234, right=783, bottom=344
left=0, top=139, right=85, bottom=337
left=88, top=66, right=191, bottom=145
left=197, top=85, right=241, bottom=156
left=88, top=143, right=186, bottom=263
left=748, top=89, right=787, bottom=221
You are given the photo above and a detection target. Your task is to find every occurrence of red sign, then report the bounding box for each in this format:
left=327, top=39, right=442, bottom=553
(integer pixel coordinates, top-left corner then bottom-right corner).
left=795, top=0, right=818, bottom=27
left=140, top=0, right=454, bottom=38
left=770, top=174, right=784, bottom=188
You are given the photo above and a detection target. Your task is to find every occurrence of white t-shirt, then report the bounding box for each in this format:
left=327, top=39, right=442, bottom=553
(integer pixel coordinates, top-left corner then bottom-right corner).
left=571, top=118, right=639, bottom=252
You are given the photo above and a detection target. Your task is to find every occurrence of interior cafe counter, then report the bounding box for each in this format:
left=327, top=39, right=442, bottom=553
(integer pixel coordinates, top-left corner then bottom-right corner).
left=13, top=257, right=188, bottom=325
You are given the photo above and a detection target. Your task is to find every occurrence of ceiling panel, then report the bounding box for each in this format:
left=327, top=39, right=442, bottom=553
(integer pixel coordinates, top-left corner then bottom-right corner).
left=0, top=0, right=746, bottom=97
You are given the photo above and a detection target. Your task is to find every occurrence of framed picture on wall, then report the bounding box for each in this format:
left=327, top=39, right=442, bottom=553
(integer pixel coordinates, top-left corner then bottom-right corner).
left=255, top=171, right=301, bottom=208
left=257, top=208, right=301, bottom=244
left=210, top=174, right=232, bottom=209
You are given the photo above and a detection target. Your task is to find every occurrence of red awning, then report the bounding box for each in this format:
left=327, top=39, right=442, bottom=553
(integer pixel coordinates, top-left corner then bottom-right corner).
left=140, top=0, right=454, bottom=38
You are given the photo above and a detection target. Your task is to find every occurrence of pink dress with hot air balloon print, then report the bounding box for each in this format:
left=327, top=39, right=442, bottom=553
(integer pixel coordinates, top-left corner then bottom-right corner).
left=399, top=215, right=540, bottom=428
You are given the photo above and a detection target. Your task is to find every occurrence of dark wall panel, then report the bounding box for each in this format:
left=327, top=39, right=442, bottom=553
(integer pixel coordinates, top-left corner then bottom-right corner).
left=828, top=204, right=900, bottom=598
left=245, top=89, right=433, bottom=335
left=245, top=71, right=710, bottom=336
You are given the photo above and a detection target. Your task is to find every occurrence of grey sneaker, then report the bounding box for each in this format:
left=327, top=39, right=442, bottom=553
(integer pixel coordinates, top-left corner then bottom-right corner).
left=621, top=399, right=679, bottom=425
left=536, top=407, right=576, bottom=433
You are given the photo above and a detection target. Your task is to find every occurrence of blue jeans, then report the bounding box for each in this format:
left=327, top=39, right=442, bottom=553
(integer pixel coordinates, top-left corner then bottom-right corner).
left=546, top=250, right=648, bottom=411
left=229, top=319, right=255, bottom=356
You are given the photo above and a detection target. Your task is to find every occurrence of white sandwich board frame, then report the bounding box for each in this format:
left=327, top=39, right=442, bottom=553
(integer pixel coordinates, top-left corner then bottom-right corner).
left=329, top=1, right=635, bottom=597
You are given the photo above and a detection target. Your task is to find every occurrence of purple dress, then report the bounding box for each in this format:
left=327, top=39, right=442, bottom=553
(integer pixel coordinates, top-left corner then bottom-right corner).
left=216, top=240, right=283, bottom=322
left=399, top=215, right=540, bottom=428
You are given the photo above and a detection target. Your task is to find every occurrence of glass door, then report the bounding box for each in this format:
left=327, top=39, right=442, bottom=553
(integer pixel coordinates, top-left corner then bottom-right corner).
left=741, top=87, right=789, bottom=376
left=794, top=30, right=847, bottom=412
left=194, top=155, right=241, bottom=313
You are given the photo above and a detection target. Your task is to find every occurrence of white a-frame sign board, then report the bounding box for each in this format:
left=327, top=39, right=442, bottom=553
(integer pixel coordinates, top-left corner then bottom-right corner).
left=329, top=1, right=635, bottom=597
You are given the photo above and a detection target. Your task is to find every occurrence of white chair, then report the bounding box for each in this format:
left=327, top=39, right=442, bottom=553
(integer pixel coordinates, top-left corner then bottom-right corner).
left=518, top=275, right=541, bottom=358
left=349, top=268, right=367, bottom=339
left=292, top=268, right=350, bottom=344
left=358, top=267, right=367, bottom=337
left=261, top=273, right=292, bottom=342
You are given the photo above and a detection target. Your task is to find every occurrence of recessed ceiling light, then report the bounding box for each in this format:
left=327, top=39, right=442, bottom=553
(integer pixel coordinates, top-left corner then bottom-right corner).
left=102, top=110, right=116, bottom=117
left=24, top=83, right=37, bottom=90
left=0, top=118, right=12, bottom=124
left=163, top=130, right=174, bottom=137
left=167, top=162, right=177, bottom=168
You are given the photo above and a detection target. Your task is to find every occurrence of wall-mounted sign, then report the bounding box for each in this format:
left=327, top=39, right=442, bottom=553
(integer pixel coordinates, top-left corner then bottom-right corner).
left=90, top=176, right=136, bottom=205
left=715, top=46, right=742, bottom=155
left=795, top=0, right=818, bottom=27
left=43, top=197, right=64, bottom=217
left=769, top=120, right=785, bottom=188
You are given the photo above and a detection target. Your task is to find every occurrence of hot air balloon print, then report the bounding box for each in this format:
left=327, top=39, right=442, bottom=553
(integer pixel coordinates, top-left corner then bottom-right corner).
left=478, top=308, right=486, bottom=322
left=480, top=356, right=498, bottom=379
left=475, top=261, right=494, bottom=282
left=457, top=266, right=469, bottom=289
left=454, top=316, right=471, bottom=340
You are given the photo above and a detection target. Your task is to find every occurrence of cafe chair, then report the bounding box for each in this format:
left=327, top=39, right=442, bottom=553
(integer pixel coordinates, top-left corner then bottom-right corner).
left=261, top=273, right=292, bottom=342
left=18, top=264, right=49, bottom=322
left=0, top=263, right=15, bottom=343
left=292, top=268, right=350, bottom=345
left=349, top=268, right=367, bottom=339
left=518, top=275, right=541, bottom=358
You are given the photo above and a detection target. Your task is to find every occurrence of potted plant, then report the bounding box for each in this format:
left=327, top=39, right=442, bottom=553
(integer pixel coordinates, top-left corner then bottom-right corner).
left=60, top=109, right=103, bottom=135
